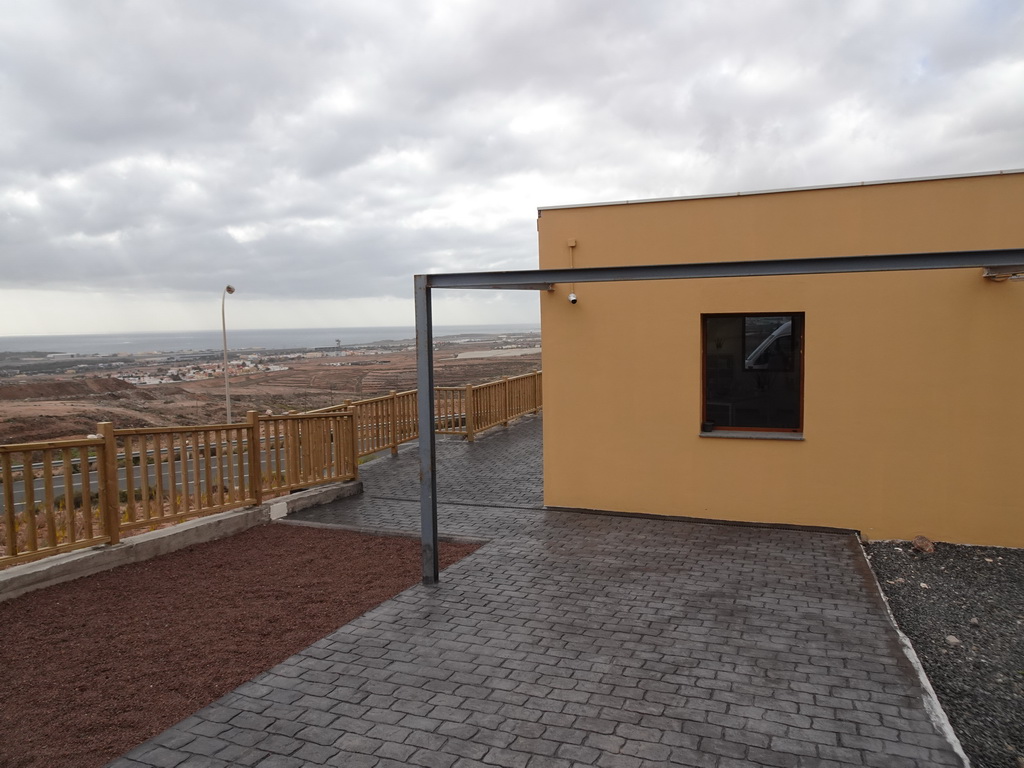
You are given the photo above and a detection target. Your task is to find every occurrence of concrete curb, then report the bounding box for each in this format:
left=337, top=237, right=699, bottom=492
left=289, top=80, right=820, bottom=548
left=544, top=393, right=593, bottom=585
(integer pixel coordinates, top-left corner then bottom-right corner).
left=0, top=480, right=362, bottom=603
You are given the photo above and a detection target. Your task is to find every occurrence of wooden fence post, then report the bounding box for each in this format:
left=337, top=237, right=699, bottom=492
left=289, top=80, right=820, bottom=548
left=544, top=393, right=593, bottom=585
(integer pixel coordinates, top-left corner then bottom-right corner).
left=247, top=411, right=263, bottom=505
left=464, top=384, right=475, bottom=443
left=97, top=422, right=120, bottom=546
left=389, top=390, right=398, bottom=456
left=502, top=377, right=510, bottom=427
left=342, top=400, right=356, bottom=460
left=348, top=412, right=359, bottom=479
left=532, top=370, right=541, bottom=414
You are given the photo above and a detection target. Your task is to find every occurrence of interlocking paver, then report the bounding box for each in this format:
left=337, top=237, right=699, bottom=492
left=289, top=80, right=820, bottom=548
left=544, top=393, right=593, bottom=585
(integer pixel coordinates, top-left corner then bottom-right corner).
left=108, top=415, right=965, bottom=768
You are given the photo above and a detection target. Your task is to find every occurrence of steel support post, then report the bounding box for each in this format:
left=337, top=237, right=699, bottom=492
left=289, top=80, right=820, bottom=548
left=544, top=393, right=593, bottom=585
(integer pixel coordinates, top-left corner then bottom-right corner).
left=410, top=247, right=1024, bottom=585
left=414, top=275, right=439, bottom=585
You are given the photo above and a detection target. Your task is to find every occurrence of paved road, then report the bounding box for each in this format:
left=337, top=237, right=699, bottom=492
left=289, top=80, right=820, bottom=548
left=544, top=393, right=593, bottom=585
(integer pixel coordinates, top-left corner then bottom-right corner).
left=110, top=415, right=965, bottom=768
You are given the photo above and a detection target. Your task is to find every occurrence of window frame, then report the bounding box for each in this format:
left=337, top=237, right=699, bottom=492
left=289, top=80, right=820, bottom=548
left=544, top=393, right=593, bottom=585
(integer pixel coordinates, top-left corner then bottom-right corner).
left=700, top=312, right=805, bottom=434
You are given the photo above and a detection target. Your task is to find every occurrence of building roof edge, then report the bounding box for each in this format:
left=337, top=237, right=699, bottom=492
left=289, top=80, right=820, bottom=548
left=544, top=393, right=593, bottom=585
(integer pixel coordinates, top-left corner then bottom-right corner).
left=536, top=168, right=1024, bottom=212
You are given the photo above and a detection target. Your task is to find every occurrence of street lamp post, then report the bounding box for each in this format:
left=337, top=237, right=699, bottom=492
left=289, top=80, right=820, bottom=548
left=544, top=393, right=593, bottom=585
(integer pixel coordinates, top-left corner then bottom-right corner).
left=222, top=285, right=236, bottom=423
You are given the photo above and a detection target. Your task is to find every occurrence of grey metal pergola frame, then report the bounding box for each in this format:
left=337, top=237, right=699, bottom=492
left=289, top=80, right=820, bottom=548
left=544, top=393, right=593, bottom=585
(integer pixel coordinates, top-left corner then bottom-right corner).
left=414, top=248, right=1024, bottom=584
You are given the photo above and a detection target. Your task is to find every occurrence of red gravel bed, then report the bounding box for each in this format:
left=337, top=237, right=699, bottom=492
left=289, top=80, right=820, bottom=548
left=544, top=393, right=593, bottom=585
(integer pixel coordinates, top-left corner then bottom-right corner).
left=0, top=524, right=481, bottom=768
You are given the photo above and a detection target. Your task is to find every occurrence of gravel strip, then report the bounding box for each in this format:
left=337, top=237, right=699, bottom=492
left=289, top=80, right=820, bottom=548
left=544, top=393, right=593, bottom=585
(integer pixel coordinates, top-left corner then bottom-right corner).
left=865, top=540, right=1024, bottom=768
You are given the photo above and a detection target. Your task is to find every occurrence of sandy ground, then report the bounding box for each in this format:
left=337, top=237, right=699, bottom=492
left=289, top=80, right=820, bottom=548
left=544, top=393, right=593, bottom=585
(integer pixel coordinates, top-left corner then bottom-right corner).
left=0, top=523, right=480, bottom=768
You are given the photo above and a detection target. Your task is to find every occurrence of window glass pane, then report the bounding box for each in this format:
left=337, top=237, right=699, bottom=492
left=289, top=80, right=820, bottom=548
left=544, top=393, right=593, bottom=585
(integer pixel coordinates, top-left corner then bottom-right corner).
left=744, top=316, right=794, bottom=372
left=703, top=314, right=802, bottom=431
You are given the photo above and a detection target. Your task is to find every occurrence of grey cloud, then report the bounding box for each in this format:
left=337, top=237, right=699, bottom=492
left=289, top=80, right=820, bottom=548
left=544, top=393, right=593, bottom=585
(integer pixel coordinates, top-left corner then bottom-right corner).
left=1, top=0, right=1022, bottom=330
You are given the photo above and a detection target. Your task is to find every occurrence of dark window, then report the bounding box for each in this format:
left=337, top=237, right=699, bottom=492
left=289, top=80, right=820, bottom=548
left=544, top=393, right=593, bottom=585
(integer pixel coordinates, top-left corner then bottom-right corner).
left=702, top=313, right=803, bottom=431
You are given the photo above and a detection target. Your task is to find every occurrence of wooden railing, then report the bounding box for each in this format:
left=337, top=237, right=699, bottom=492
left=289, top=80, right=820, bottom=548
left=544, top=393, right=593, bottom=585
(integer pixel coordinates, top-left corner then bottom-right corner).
left=111, top=422, right=260, bottom=537
left=0, top=370, right=541, bottom=569
left=436, top=371, right=543, bottom=441
left=259, top=412, right=358, bottom=495
left=311, top=370, right=542, bottom=449
left=0, top=412, right=357, bottom=568
left=312, top=389, right=419, bottom=457
left=1, top=437, right=114, bottom=565
left=434, top=387, right=469, bottom=437
left=469, top=373, right=539, bottom=436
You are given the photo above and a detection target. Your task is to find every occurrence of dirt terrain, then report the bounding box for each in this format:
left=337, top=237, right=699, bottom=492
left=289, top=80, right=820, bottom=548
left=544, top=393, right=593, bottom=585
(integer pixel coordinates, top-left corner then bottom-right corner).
left=0, top=523, right=481, bottom=768
left=0, top=334, right=541, bottom=444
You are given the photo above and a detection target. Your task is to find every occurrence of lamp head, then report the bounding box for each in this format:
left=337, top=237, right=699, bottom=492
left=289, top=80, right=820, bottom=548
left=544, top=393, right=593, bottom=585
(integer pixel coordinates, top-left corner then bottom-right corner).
left=225, top=285, right=236, bottom=294
left=982, top=266, right=1024, bottom=282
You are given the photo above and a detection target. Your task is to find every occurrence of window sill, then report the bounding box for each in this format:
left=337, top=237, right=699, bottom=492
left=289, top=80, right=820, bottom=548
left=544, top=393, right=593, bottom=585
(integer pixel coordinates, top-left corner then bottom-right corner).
left=699, top=430, right=804, bottom=441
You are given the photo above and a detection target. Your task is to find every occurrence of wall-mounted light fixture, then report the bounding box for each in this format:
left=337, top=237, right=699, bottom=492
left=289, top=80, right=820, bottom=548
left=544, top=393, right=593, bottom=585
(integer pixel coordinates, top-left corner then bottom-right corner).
left=982, top=265, right=1024, bottom=281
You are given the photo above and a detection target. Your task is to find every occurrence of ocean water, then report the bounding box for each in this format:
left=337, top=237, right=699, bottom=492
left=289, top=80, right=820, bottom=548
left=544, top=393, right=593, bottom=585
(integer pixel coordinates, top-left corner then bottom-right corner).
left=0, top=324, right=540, bottom=356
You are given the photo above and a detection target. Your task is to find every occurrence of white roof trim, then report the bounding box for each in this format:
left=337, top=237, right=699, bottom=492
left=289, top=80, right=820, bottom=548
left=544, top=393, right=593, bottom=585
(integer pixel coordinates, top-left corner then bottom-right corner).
left=537, top=168, right=1024, bottom=212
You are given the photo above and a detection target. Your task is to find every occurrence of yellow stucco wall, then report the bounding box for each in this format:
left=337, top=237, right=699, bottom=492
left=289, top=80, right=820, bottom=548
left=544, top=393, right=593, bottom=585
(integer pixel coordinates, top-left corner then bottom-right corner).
left=538, top=172, right=1024, bottom=546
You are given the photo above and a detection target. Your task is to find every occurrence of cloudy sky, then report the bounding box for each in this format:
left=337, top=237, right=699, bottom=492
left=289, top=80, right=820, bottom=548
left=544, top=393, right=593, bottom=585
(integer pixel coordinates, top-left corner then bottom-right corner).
left=2, top=1, right=1022, bottom=336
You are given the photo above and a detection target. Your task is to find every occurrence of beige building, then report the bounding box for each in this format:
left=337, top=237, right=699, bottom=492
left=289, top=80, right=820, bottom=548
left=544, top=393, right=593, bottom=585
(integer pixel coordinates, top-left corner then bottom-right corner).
left=537, top=170, right=1024, bottom=546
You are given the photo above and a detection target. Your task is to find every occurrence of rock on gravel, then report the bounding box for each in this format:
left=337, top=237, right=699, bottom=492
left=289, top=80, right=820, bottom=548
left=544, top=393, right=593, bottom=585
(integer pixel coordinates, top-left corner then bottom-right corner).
left=865, top=540, right=1024, bottom=768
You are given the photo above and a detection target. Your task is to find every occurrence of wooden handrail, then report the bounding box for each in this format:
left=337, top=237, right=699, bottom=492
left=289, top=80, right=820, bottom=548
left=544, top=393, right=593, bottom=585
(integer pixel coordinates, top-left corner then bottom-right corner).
left=0, top=371, right=540, bottom=569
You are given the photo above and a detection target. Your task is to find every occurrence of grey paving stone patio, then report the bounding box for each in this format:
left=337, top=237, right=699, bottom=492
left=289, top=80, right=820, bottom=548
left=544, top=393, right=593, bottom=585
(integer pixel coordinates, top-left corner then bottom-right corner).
left=109, top=414, right=966, bottom=768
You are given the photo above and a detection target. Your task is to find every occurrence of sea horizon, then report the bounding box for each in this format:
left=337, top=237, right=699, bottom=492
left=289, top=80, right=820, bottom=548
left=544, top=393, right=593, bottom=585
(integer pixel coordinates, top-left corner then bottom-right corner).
left=0, top=323, right=541, bottom=357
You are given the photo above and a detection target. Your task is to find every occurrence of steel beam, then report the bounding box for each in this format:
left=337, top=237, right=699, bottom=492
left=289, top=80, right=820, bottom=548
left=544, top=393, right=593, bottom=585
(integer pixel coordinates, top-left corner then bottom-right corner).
left=414, top=274, right=439, bottom=585
left=414, top=245, right=1024, bottom=583
left=422, top=249, right=1024, bottom=290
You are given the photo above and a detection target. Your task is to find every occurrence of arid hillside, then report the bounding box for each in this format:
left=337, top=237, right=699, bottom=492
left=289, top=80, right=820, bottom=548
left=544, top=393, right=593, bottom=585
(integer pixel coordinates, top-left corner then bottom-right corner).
left=0, top=334, right=541, bottom=444
left=0, top=377, right=136, bottom=401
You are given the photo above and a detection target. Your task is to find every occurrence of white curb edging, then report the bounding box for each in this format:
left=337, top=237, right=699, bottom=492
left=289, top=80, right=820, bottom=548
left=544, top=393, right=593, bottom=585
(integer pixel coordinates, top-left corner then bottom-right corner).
left=857, top=538, right=972, bottom=768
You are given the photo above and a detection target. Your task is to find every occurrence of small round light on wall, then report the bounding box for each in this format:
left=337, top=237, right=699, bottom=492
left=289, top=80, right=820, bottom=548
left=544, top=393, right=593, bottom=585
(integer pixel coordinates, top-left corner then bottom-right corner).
left=568, top=292, right=578, bottom=304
